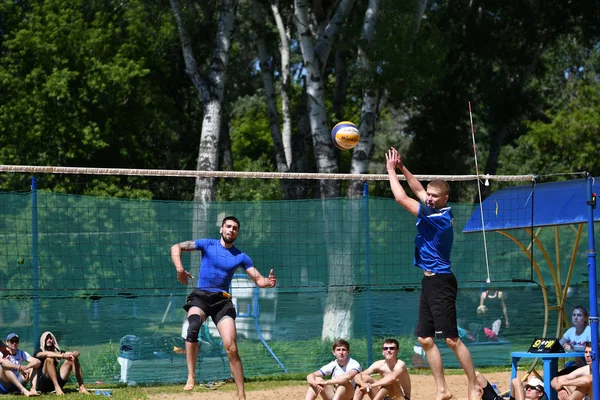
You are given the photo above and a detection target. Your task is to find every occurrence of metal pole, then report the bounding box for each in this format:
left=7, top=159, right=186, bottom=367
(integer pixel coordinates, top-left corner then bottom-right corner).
left=31, top=176, right=39, bottom=343
left=363, top=182, right=372, bottom=365
left=585, top=174, right=598, bottom=400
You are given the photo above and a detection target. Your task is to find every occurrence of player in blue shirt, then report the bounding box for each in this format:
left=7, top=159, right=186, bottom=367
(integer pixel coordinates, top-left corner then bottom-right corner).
left=171, top=216, right=277, bottom=400
left=386, top=147, right=482, bottom=400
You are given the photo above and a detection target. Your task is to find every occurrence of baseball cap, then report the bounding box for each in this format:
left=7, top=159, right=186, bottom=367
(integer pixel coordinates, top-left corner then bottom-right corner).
left=6, top=333, right=19, bottom=341
left=526, top=377, right=544, bottom=392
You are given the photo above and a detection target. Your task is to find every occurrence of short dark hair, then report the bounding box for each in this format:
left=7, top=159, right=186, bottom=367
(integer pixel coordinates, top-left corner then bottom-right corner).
left=332, top=339, right=350, bottom=351
left=382, top=338, right=399, bottom=349
left=221, top=216, right=240, bottom=228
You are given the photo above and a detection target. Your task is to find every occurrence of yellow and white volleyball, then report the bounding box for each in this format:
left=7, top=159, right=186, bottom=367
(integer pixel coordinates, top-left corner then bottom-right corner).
left=476, top=305, right=487, bottom=315
left=331, top=121, right=360, bottom=150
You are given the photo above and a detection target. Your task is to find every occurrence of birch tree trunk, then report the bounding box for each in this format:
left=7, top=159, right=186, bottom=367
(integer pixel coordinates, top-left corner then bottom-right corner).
left=294, top=0, right=357, bottom=340
left=253, top=0, right=289, bottom=173
left=349, top=0, right=427, bottom=197
left=170, top=0, right=238, bottom=257
left=348, top=0, right=381, bottom=198
left=268, top=0, right=293, bottom=169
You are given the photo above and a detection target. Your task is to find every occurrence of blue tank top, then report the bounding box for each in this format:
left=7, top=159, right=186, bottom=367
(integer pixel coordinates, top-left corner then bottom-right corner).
left=414, top=204, right=453, bottom=274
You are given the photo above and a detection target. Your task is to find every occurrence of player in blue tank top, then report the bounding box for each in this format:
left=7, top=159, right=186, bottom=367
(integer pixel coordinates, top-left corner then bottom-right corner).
left=415, top=204, right=453, bottom=274
left=386, top=147, right=482, bottom=400
left=171, top=216, right=277, bottom=400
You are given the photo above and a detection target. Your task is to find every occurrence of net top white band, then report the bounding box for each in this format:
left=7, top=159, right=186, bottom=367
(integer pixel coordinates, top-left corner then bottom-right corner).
left=0, top=165, right=537, bottom=182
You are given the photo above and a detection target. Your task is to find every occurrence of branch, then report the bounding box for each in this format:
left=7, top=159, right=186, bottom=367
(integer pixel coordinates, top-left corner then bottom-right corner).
left=169, top=0, right=210, bottom=102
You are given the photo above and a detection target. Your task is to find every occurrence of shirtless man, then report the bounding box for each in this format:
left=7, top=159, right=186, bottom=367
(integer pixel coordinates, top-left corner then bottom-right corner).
left=551, top=341, right=594, bottom=400
left=353, top=339, right=411, bottom=400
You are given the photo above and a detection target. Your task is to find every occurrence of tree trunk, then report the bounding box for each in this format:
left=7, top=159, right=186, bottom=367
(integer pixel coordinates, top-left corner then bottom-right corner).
left=294, top=0, right=357, bottom=339
left=253, top=0, right=289, bottom=173
left=348, top=0, right=381, bottom=198
left=170, top=0, right=238, bottom=243
left=269, top=0, right=293, bottom=169
left=332, top=43, right=349, bottom=121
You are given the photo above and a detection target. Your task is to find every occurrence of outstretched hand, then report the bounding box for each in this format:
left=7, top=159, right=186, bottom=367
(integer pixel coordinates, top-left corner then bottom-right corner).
left=177, top=269, right=193, bottom=285
left=268, top=269, right=276, bottom=288
left=386, top=147, right=400, bottom=172
left=392, top=147, right=404, bottom=169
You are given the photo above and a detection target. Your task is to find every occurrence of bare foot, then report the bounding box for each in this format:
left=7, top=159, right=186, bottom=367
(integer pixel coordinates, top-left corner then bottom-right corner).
left=79, top=387, right=91, bottom=395
left=435, top=390, right=453, bottom=400
left=468, top=385, right=483, bottom=400
left=183, top=379, right=195, bottom=391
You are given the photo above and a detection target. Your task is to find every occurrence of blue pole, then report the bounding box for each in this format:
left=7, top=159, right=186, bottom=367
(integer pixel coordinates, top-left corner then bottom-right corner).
left=363, top=182, right=372, bottom=365
left=31, top=176, right=39, bottom=344
left=586, top=174, right=599, bottom=400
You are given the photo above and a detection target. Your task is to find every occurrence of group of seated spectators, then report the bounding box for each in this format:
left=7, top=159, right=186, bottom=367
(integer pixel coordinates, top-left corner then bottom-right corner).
left=0, top=331, right=88, bottom=396
left=477, top=340, right=595, bottom=400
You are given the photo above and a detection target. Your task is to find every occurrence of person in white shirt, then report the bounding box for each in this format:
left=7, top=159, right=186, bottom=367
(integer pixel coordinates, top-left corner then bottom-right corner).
left=305, top=339, right=362, bottom=400
left=0, top=333, right=41, bottom=396
left=560, top=306, right=591, bottom=369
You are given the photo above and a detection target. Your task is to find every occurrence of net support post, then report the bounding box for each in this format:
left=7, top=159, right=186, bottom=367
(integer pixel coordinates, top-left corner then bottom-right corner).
left=31, top=176, right=40, bottom=344
left=585, top=174, right=599, bottom=400
left=363, top=181, right=373, bottom=365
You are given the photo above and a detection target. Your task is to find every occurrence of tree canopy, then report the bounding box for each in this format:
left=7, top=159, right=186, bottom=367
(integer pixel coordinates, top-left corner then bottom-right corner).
left=0, top=0, right=598, bottom=198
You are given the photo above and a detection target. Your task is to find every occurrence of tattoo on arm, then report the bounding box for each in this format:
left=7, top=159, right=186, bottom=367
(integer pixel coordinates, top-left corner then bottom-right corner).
left=178, top=241, right=196, bottom=252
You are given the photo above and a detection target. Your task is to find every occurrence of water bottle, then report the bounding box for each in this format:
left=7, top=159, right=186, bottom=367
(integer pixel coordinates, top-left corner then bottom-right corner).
left=492, top=382, right=501, bottom=394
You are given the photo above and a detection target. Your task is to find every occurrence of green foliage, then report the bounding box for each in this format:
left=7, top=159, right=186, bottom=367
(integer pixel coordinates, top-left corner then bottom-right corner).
left=216, top=156, right=284, bottom=201
left=230, top=93, right=274, bottom=161
left=79, top=341, right=120, bottom=381
left=526, top=82, right=600, bottom=174
left=0, top=0, right=200, bottom=196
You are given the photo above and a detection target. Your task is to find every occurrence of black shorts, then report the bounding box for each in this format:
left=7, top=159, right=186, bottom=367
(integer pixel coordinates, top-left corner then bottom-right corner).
left=36, top=370, right=67, bottom=393
left=415, top=272, right=459, bottom=339
left=183, top=289, right=236, bottom=325
left=482, top=382, right=513, bottom=400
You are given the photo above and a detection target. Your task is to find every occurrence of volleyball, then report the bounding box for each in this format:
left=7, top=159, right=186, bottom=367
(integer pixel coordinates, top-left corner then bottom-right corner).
left=331, top=121, right=360, bottom=150
left=477, top=305, right=487, bottom=315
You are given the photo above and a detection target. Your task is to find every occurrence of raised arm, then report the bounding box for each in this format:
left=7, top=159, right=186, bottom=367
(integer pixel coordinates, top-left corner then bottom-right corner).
left=395, top=150, right=427, bottom=203
left=386, top=148, right=421, bottom=216
left=245, top=267, right=276, bottom=288
left=170, top=241, right=196, bottom=285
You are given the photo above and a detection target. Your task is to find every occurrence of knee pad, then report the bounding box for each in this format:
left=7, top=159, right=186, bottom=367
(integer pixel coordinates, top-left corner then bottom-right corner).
left=186, top=314, right=202, bottom=343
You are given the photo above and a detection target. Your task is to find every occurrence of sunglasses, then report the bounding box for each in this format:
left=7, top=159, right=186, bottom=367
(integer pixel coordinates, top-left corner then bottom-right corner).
left=382, top=346, right=397, bottom=351
left=9, top=339, right=19, bottom=344
left=525, top=385, right=541, bottom=392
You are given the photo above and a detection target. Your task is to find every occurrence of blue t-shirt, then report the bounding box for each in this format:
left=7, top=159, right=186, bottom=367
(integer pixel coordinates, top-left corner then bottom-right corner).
left=195, top=238, right=254, bottom=293
left=414, top=204, right=453, bottom=274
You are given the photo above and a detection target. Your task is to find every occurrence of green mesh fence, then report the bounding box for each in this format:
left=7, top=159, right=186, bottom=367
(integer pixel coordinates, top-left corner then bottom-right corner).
left=0, top=178, right=596, bottom=384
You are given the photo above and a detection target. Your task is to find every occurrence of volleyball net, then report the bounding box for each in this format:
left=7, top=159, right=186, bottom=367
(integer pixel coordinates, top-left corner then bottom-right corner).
left=0, top=166, right=595, bottom=384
